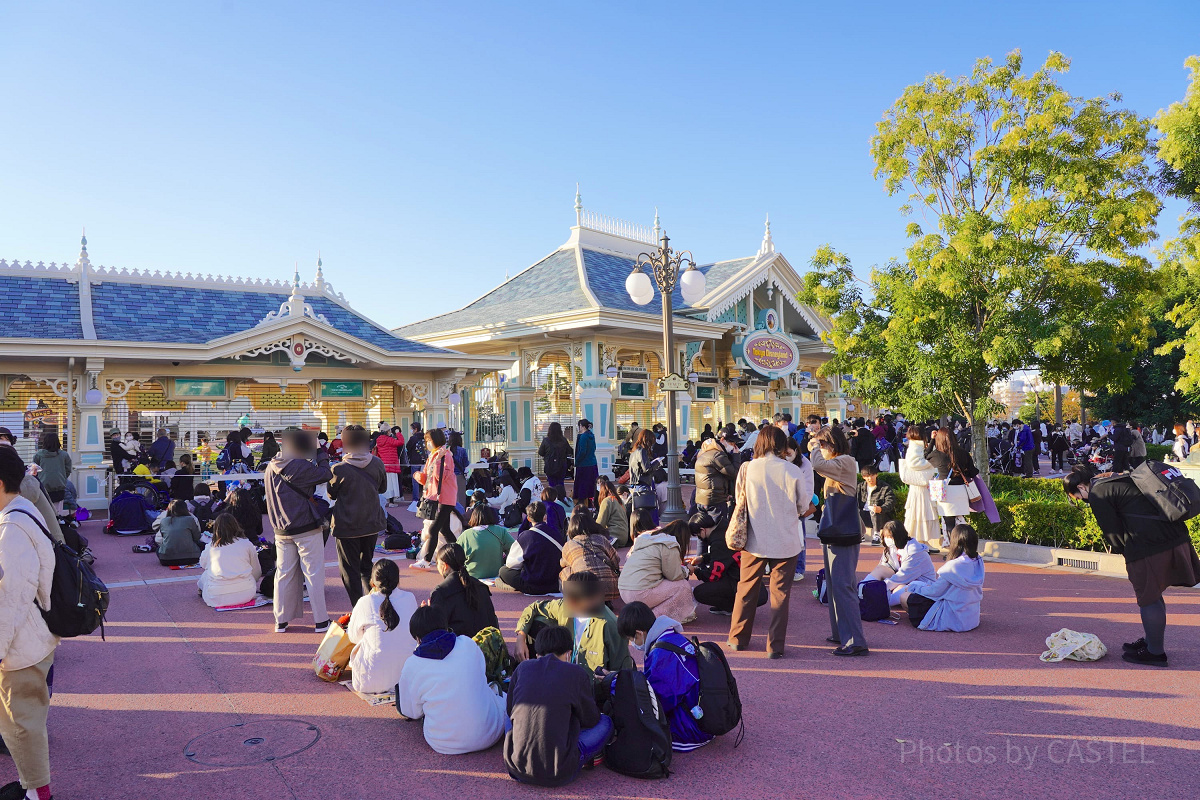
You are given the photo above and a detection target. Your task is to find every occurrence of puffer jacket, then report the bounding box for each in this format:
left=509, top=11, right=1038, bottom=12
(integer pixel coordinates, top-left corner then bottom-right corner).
left=0, top=497, right=58, bottom=671
left=373, top=433, right=406, bottom=474
left=694, top=442, right=737, bottom=507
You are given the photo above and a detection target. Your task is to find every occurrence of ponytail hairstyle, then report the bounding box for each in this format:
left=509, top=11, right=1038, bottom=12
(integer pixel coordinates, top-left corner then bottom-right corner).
left=435, top=542, right=478, bottom=610
left=371, top=559, right=402, bottom=632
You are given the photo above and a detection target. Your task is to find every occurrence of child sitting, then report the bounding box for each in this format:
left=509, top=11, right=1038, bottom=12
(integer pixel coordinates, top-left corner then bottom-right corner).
left=901, top=523, right=986, bottom=631
left=157, top=499, right=204, bottom=566
left=617, top=601, right=712, bottom=751
left=504, top=625, right=612, bottom=786
left=864, top=520, right=937, bottom=606
left=396, top=605, right=508, bottom=754
left=513, top=571, right=633, bottom=674
left=348, top=559, right=419, bottom=694
left=197, top=513, right=261, bottom=607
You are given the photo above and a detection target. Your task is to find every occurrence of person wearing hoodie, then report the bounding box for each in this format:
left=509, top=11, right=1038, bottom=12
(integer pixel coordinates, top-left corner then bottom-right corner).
left=810, top=425, right=869, bottom=657
left=902, top=524, right=986, bottom=632
left=865, top=521, right=937, bottom=606
left=505, top=625, right=609, bottom=787
left=898, top=425, right=941, bottom=550
left=328, top=425, right=388, bottom=606
left=618, top=602, right=713, bottom=752
left=618, top=512, right=697, bottom=624
left=0, top=446, right=59, bottom=800
left=264, top=427, right=333, bottom=634
left=396, top=605, right=508, bottom=755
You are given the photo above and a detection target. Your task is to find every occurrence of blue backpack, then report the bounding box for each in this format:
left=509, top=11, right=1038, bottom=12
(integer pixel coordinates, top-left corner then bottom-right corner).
left=858, top=579, right=889, bottom=621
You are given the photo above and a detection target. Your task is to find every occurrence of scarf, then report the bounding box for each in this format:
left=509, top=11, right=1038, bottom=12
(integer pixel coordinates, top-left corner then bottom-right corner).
left=413, top=629, right=457, bottom=661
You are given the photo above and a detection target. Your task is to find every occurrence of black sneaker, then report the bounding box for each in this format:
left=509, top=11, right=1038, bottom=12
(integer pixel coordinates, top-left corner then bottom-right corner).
left=0, top=781, right=27, bottom=800
left=1121, top=647, right=1168, bottom=668
left=832, top=645, right=870, bottom=657
left=313, top=620, right=331, bottom=635
left=1122, top=637, right=1147, bottom=653
left=707, top=607, right=732, bottom=616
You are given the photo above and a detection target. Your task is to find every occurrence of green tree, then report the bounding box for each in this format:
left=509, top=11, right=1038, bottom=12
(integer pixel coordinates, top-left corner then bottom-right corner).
left=1156, top=56, right=1200, bottom=393
left=800, top=51, right=1161, bottom=476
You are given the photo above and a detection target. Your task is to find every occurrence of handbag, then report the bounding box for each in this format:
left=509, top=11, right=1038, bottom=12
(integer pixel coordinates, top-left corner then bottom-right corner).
left=816, top=489, right=861, bottom=543
left=312, top=621, right=355, bottom=682
left=928, top=478, right=948, bottom=503
left=725, top=468, right=749, bottom=551
left=964, top=478, right=981, bottom=502
left=417, top=496, right=440, bottom=520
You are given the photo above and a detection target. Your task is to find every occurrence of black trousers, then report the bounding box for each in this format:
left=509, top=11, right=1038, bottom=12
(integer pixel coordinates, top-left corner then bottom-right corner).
left=1022, top=450, right=1036, bottom=478
left=1112, top=450, right=1131, bottom=473
left=693, top=575, right=767, bottom=613
left=1050, top=449, right=1066, bottom=470
left=336, top=534, right=378, bottom=606
left=422, top=503, right=456, bottom=561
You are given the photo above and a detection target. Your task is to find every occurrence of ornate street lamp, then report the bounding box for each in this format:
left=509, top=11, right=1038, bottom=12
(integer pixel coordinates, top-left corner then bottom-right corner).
left=626, top=232, right=706, bottom=524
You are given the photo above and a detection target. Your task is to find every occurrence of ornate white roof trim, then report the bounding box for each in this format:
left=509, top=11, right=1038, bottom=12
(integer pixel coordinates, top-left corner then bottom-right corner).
left=256, top=278, right=330, bottom=328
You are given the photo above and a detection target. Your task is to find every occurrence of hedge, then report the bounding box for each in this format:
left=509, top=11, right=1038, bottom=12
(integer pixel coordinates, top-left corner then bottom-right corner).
left=874, top=471, right=1200, bottom=554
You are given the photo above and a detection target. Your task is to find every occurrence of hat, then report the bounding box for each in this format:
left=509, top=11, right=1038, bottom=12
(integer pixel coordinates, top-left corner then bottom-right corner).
left=0, top=427, right=13, bottom=444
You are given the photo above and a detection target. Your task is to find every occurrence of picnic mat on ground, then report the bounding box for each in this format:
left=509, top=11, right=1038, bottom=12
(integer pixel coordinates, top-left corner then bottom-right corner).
left=168, top=563, right=203, bottom=570
left=213, top=595, right=309, bottom=611
left=338, top=679, right=396, bottom=706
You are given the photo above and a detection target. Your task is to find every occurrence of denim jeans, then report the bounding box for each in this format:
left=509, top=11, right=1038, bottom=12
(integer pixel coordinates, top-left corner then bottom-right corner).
left=578, top=714, right=613, bottom=765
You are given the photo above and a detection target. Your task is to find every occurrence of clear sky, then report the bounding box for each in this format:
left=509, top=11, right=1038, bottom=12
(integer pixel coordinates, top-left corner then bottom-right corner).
left=1, top=1, right=1197, bottom=329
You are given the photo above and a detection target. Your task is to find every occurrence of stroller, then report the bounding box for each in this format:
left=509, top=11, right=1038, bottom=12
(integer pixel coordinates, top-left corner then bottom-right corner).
left=989, top=437, right=1018, bottom=475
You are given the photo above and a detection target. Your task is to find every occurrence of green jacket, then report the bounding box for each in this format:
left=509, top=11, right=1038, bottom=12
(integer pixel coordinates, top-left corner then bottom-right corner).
left=515, top=599, right=634, bottom=673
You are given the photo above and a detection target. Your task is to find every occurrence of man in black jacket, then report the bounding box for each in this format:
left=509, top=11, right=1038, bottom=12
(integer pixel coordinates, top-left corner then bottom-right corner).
left=852, top=418, right=877, bottom=470
left=855, top=464, right=896, bottom=544
left=1064, top=467, right=1200, bottom=667
left=1110, top=421, right=1133, bottom=473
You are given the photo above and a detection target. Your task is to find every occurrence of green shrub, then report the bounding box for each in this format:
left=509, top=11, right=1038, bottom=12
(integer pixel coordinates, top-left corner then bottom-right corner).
left=1146, top=443, right=1172, bottom=461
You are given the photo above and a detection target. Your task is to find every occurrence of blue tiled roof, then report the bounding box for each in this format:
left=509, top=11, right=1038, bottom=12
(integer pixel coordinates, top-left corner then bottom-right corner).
left=89, top=281, right=445, bottom=352
left=397, top=249, right=592, bottom=336
left=583, top=250, right=754, bottom=315
left=0, top=274, right=83, bottom=338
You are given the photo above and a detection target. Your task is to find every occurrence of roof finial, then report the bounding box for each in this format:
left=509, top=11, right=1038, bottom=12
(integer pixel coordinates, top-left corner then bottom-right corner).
left=314, top=252, right=325, bottom=291
left=758, top=213, right=775, bottom=256
left=653, top=208, right=661, bottom=243
left=574, top=184, right=583, bottom=226
left=77, top=227, right=91, bottom=270
left=293, top=262, right=301, bottom=289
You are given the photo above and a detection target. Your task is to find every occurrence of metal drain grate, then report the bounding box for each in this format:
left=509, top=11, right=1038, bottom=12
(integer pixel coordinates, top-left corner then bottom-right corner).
left=1058, top=557, right=1100, bottom=571
left=184, top=719, right=321, bottom=767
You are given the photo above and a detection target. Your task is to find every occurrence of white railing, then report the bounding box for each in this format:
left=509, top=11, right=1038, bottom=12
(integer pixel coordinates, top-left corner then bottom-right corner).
left=578, top=209, right=657, bottom=245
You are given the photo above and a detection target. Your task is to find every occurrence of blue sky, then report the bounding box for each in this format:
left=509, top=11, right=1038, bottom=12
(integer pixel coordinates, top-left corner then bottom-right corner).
left=1, top=1, right=1197, bottom=328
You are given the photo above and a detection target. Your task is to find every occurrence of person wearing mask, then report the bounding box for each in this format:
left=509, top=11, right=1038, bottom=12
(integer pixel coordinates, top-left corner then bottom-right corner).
left=197, top=513, right=261, bottom=608
left=594, top=478, right=629, bottom=547
left=219, top=430, right=253, bottom=472
left=618, top=513, right=698, bottom=624
left=497, top=502, right=563, bottom=595
left=328, top=425, right=388, bottom=606
left=258, top=431, right=280, bottom=466
left=263, top=427, right=332, bottom=634
left=156, top=499, right=204, bottom=566
left=1015, top=419, right=1036, bottom=479
left=0, top=446, right=59, bottom=800
left=504, top=625, right=610, bottom=787
left=810, top=425, right=868, bottom=657
left=693, top=435, right=738, bottom=521
left=348, top=559, right=418, bottom=694
left=856, top=464, right=895, bottom=545
left=0, top=430, right=63, bottom=547
left=1047, top=425, right=1069, bottom=475
left=851, top=417, right=878, bottom=471
left=410, top=428, right=458, bottom=570
left=396, top=606, right=508, bottom=755
left=729, top=426, right=814, bottom=659
left=449, top=430, right=470, bottom=509
left=926, top=428, right=980, bottom=547
left=456, top=505, right=515, bottom=580
left=487, top=471, right=522, bottom=518
left=572, top=419, right=598, bottom=509
left=1063, top=466, right=1200, bottom=667
left=901, top=524, right=987, bottom=632
left=372, top=425, right=406, bottom=508
left=898, top=424, right=941, bottom=551
left=690, top=509, right=766, bottom=616
left=537, top=422, right=573, bottom=492
left=170, top=453, right=196, bottom=503
left=429, top=542, right=499, bottom=638
left=147, top=428, right=175, bottom=473
left=864, top=520, right=937, bottom=606
left=223, top=487, right=263, bottom=542
left=31, top=433, right=71, bottom=515
left=405, top=423, right=429, bottom=513
left=513, top=571, right=632, bottom=673
left=560, top=507, right=621, bottom=603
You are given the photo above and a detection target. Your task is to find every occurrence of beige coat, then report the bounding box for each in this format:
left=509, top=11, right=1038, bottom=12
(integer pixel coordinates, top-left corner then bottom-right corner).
left=618, top=531, right=689, bottom=594
left=739, top=453, right=813, bottom=559
left=0, top=497, right=58, bottom=671
left=899, top=446, right=940, bottom=545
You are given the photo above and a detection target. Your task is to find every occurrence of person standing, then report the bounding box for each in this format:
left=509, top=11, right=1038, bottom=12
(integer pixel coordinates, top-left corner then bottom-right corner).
left=0, top=446, right=59, bottom=800
left=405, top=423, right=428, bottom=513
left=411, top=428, right=457, bottom=569
left=1111, top=421, right=1133, bottom=473
left=147, top=427, right=175, bottom=473
left=693, top=436, right=738, bottom=521
left=373, top=425, right=407, bottom=507
left=1064, top=465, right=1200, bottom=667
left=328, top=425, right=387, bottom=607
left=1014, top=419, right=1036, bottom=478
left=264, top=427, right=332, bottom=634
left=32, top=433, right=71, bottom=516
left=537, top=422, right=572, bottom=492
left=728, top=426, right=813, bottom=659
left=572, top=419, right=598, bottom=509
left=258, top=431, right=280, bottom=466
left=1129, top=424, right=1147, bottom=470
left=925, top=428, right=980, bottom=546
left=810, top=425, right=868, bottom=656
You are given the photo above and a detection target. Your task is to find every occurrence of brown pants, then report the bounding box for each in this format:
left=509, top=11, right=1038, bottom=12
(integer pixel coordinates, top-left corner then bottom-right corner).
left=729, top=552, right=800, bottom=655
left=0, top=651, right=54, bottom=790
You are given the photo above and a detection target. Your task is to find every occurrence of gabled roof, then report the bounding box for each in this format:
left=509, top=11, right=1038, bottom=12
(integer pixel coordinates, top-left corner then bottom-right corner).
left=1, top=273, right=83, bottom=339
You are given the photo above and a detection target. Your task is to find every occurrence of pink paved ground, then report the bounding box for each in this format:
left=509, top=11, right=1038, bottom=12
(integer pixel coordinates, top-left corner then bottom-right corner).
left=10, top=501, right=1199, bottom=800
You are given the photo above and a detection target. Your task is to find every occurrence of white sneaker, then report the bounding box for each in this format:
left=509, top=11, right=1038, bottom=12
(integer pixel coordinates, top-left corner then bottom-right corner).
left=793, top=571, right=805, bottom=582
left=408, top=559, right=432, bottom=570
left=407, top=501, right=419, bottom=513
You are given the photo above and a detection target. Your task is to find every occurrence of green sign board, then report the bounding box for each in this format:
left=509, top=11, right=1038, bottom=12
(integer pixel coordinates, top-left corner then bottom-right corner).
left=695, top=385, right=717, bottom=401
left=618, top=381, right=646, bottom=399
left=174, top=379, right=228, bottom=398
left=319, top=380, right=365, bottom=400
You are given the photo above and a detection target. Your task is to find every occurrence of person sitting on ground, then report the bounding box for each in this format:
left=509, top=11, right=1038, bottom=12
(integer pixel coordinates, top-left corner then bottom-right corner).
left=109, top=486, right=156, bottom=537
left=856, top=464, right=896, bottom=545
left=170, top=453, right=196, bottom=502
left=487, top=471, right=521, bottom=514
left=157, top=499, right=204, bottom=566
left=223, top=487, right=264, bottom=542
left=456, top=505, right=514, bottom=580
left=516, top=466, right=543, bottom=508
left=513, top=571, right=633, bottom=674
left=533, top=486, right=567, bottom=541
left=617, top=510, right=697, bottom=624
left=504, top=625, right=612, bottom=787
left=901, top=523, right=986, bottom=632
left=190, top=483, right=217, bottom=530
left=396, top=605, right=508, bottom=755
left=197, top=513, right=262, bottom=608
left=467, top=489, right=499, bottom=525
left=864, top=520, right=937, bottom=607
left=348, top=559, right=418, bottom=695
left=617, top=601, right=713, bottom=751
left=559, top=507, right=621, bottom=603
left=497, top=502, right=563, bottom=595
left=553, top=485, right=574, bottom=518
left=594, top=477, right=629, bottom=547
left=430, top=542, right=499, bottom=638
left=690, top=510, right=767, bottom=616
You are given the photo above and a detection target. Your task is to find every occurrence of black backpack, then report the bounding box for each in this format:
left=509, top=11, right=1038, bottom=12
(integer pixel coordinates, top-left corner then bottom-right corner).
left=501, top=502, right=523, bottom=528
left=1129, top=460, right=1200, bottom=522
left=603, top=668, right=672, bottom=779
left=8, top=508, right=109, bottom=639
left=652, top=637, right=744, bottom=740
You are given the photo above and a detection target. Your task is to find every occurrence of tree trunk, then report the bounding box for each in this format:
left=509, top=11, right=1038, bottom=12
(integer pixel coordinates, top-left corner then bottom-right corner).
left=1054, top=383, right=1063, bottom=427
left=971, top=414, right=989, bottom=484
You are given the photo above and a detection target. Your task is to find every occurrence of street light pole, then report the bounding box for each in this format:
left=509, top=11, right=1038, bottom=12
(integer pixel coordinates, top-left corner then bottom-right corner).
left=658, top=262, right=686, bottom=524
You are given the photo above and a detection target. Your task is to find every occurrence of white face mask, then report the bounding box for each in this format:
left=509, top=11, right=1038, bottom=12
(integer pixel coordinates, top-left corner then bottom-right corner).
left=884, top=538, right=895, bottom=551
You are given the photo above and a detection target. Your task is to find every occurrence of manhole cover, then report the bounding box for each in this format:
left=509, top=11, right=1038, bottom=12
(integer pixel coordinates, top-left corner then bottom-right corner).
left=184, top=719, right=321, bottom=767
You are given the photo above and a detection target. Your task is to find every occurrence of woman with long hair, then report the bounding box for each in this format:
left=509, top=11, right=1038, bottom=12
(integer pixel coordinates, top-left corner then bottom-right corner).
left=925, top=427, right=979, bottom=547
left=618, top=512, right=704, bottom=625
left=412, top=428, right=458, bottom=570
left=901, top=523, right=987, bottom=632
left=224, top=487, right=263, bottom=542
left=33, top=431, right=72, bottom=513
left=197, top=513, right=261, bottom=607
left=430, top=542, right=499, bottom=638
left=156, top=499, right=204, bottom=567
left=898, top=424, right=940, bottom=549
left=560, top=507, right=621, bottom=602
left=258, top=431, right=280, bottom=465
left=594, top=477, right=629, bottom=547
left=347, top=559, right=419, bottom=694
left=537, top=421, right=573, bottom=491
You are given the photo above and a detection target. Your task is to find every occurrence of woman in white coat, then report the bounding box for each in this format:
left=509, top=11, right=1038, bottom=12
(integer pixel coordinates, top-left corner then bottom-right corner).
left=197, top=514, right=262, bottom=608
left=898, top=425, right=940, bottom=551
left=347, top=559, right=418, bottom=694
